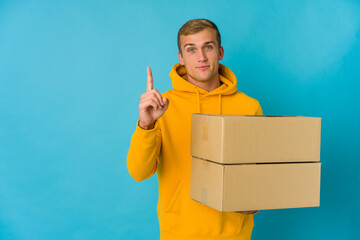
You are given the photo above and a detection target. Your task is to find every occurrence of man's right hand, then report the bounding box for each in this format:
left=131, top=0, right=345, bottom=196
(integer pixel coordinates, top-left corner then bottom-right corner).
left=138, top=67, right=169, bottom=130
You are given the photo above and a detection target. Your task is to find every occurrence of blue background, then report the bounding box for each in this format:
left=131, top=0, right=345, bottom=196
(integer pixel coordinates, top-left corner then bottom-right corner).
left=1, top=0, right=359, bottom=239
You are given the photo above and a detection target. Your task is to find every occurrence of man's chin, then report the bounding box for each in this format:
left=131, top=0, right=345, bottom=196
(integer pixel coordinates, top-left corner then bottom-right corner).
left=188, top=73, right=213, bottom=83
left=194, top=78, right=210, bottom=83
left=194, top=74, right=212, bottom=82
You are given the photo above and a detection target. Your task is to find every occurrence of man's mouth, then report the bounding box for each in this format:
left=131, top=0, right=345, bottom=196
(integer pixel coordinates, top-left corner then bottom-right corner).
left=197, top=65, right=210, bottom=70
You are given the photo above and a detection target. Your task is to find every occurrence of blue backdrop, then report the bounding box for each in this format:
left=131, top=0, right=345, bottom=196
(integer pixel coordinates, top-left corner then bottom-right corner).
left=1, top=0, right=359, bottom=239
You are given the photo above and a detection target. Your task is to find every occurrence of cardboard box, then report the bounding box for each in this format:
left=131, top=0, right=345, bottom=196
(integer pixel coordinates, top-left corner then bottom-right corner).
left=191, top=114, right=321, bottom=164
left=190, top=156, right=321, bottom=212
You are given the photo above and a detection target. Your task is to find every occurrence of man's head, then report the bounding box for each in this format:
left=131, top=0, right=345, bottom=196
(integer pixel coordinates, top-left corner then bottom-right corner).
left=177, top=19, right=221, bottom=55
left=177, top=19, right=224, bottom=90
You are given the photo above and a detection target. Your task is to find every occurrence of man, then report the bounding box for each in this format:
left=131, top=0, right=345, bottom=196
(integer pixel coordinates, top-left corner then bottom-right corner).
left=127, top=19, right=262, bottom=240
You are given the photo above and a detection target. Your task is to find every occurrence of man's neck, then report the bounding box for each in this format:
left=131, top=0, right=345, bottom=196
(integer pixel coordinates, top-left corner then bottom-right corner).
left=187, top=75, right=221, bottom=92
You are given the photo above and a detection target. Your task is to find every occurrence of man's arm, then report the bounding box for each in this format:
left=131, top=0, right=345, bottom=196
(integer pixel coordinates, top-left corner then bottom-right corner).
left=126, top=67, right=169, bottom=182
left=127, top=120, right=162, bottom=181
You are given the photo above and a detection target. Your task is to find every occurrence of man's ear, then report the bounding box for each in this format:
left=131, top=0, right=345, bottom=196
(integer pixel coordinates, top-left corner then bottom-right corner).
left=178, top=52, right=184, bottom=65
left=219, top=46, right=224, bottom=61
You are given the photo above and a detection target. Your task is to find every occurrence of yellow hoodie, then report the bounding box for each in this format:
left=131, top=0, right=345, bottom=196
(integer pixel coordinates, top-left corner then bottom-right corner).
left=127, top=63, right=263, bottom=240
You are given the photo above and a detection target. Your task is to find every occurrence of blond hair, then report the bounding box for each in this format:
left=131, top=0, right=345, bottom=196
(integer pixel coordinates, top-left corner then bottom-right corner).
left=177, top=19, right=221, bottom=54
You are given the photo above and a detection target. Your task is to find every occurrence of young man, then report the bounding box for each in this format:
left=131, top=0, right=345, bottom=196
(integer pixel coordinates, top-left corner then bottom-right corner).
left=127, top=19, right=262, bottom=240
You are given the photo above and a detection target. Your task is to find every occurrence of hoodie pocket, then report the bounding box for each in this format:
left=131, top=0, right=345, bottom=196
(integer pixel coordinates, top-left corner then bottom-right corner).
left=164, top=180, right=183, bottom=213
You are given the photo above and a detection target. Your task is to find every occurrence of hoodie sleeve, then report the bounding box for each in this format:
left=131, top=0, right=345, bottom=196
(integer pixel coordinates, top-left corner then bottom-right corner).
left=255, top=102, right=263, bottom=115
left=126, top=120, right=161, bottom=182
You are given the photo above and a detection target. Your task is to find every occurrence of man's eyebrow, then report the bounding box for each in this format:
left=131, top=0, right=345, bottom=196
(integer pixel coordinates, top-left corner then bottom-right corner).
left=184, top=43, right=195, bottom=48
left=184, top=41, right=216, bottom=48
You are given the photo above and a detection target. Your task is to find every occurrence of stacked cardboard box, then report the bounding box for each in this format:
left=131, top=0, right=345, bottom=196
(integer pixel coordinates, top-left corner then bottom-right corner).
left=190, top=114, right=321, bottom=212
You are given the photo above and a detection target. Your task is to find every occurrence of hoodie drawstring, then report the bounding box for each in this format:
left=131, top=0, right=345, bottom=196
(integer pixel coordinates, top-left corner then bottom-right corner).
left=195, top=87, right=201, bottom=113
left=218, top=94, right=222, bottom=115
left=195, top=88, right=223, bottom=115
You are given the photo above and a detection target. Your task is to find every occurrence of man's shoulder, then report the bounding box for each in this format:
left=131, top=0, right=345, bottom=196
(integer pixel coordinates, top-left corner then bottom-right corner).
left=161, top=89, right=173, bottom=96
left=232, top=91, right=261, bottom=105
left=161, top=89, right=179, bottom=98
left=227, top=91, right=261, bottom=114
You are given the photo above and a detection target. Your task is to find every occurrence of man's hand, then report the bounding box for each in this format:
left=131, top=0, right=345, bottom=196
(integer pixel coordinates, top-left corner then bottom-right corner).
left=236, top=210, right=259, bottom=214
left=138, top=67, right=169, bottom=130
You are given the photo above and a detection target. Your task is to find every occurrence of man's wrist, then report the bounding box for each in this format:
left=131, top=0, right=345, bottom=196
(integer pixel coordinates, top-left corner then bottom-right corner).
left=138, top=121, right=155, bottom=130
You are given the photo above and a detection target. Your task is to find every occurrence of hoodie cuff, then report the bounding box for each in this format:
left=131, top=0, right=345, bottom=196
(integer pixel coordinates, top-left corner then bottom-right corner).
left=134, top=119, right=159, bottom=141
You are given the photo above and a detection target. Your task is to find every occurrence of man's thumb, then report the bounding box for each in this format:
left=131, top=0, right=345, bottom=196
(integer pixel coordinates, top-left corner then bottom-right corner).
left=163, top=97, right=169, bottom=106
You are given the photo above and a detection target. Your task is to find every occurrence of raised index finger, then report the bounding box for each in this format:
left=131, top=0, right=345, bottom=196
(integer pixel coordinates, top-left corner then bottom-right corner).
left=147, top=67, right=153, bottom=91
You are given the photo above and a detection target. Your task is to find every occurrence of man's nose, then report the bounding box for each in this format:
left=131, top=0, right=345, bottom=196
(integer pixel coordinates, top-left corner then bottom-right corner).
left=198, top=49, right=208, bottom=62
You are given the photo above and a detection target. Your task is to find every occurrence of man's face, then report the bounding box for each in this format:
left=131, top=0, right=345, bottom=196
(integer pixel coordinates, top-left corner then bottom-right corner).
left=178, top=28, right=224, bottom=85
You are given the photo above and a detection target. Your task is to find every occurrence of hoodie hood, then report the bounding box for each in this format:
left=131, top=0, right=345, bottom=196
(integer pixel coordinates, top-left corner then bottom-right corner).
left=169, top=63, right=238, bottom=96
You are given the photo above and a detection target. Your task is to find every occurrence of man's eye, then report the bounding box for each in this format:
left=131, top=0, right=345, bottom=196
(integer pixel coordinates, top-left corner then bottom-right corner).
left=205, top=45, right=213, bottom=50
left=187, top=48, right=195, bottom=52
